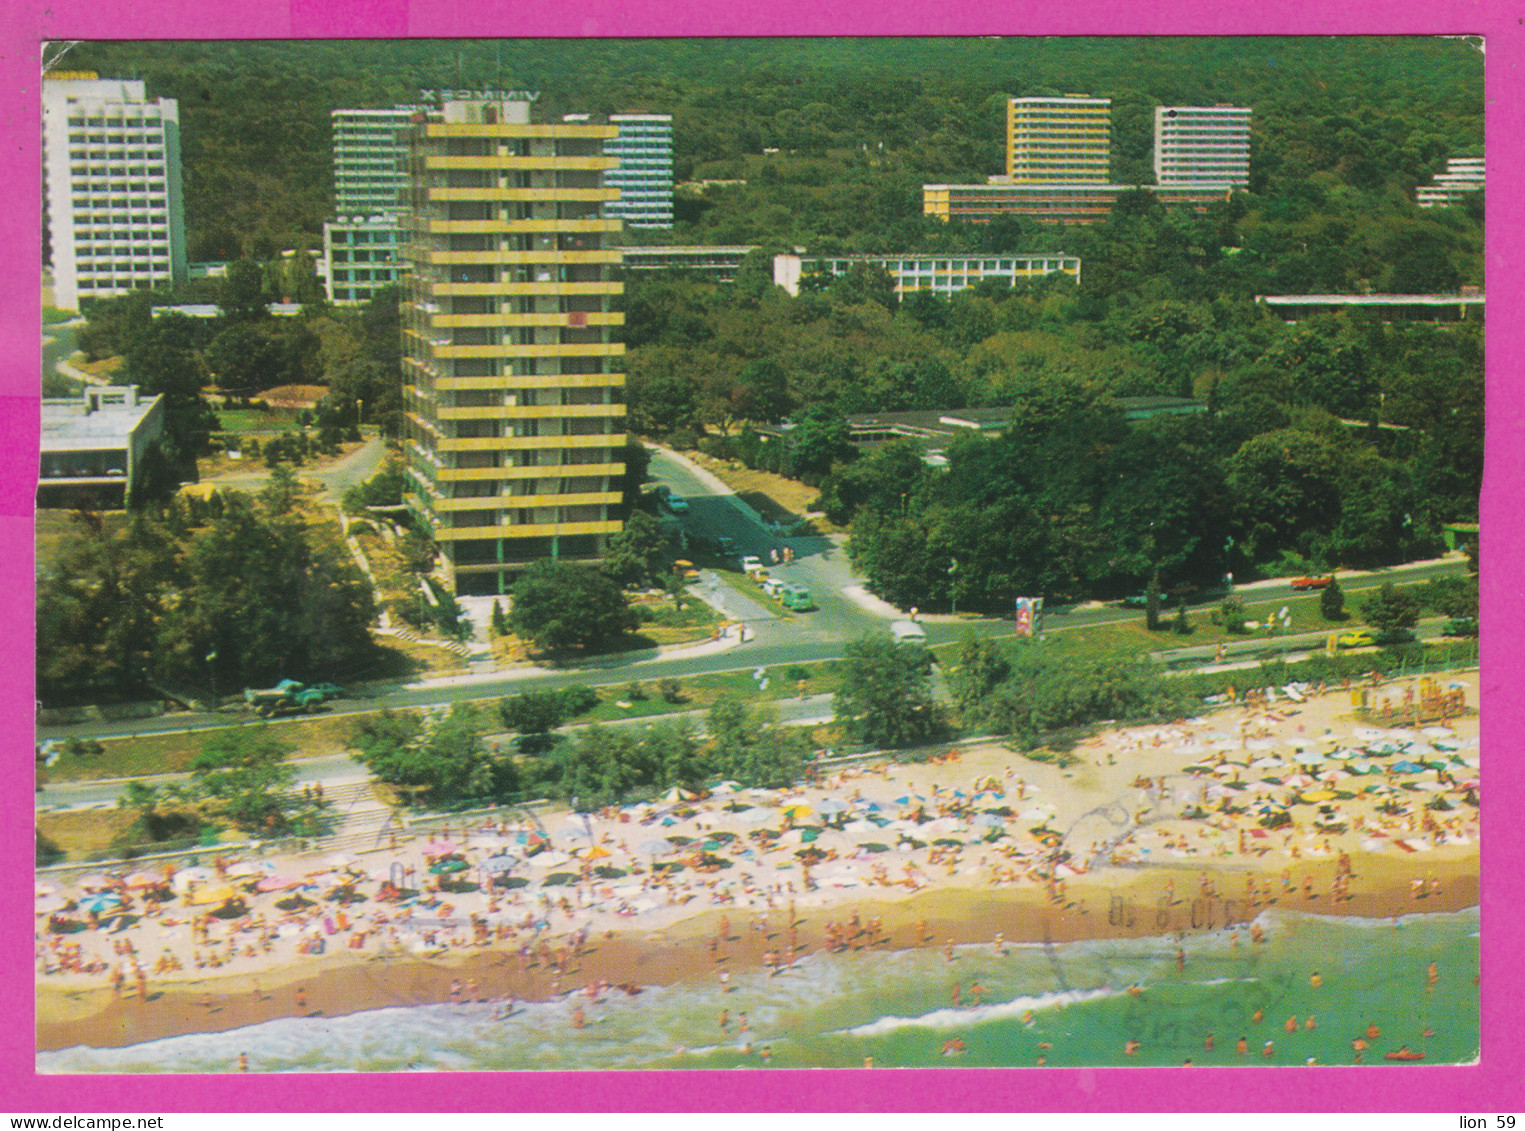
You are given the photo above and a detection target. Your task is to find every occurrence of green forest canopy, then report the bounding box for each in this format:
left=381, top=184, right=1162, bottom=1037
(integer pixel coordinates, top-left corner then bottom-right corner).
left=58, top=37, right=1482, bottom=259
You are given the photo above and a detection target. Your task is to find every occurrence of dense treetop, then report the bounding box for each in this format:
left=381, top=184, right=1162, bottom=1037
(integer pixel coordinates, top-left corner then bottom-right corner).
left=59, top=37, right=1482, bottom=260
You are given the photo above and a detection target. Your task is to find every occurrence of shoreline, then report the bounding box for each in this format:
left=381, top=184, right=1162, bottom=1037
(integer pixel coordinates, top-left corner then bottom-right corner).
left=38, top=851, right=1478, bottom=1054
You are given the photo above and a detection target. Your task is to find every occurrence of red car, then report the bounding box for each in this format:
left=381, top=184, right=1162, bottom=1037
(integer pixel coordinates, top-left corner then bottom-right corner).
left=1290, top=574, right=1334, bottom=591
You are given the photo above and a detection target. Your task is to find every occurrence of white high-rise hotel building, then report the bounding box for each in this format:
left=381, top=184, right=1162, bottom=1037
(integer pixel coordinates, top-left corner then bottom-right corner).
left=42, top=74, right=187, bottom=311
left=324, top=106, right=416, bottom=304
left=604, top=113, right=674, bottom=228
left=1153, top=105, right=1252, bottom=188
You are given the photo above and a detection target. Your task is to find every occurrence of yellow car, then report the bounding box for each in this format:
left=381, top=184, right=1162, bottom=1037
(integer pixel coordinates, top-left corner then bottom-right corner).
left=1335, top=630, right=1375, bottom=648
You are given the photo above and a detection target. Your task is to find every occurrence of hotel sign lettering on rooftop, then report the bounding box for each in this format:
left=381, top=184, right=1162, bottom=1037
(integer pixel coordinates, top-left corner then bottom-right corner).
left=420, top=89, right=541, bottom=104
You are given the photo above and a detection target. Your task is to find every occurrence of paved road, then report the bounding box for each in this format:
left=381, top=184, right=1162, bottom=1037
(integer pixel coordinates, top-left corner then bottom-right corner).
left=36, top=433, right=1470, bottom=742
left=39, top=694, right=839, bottom=812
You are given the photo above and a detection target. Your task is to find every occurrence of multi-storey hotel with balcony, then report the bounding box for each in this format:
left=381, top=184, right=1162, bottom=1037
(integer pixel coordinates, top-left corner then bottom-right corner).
left=604, top=113, right=674, bottom=229
left=1153, top=105, right=1251, bottom=188
left=42, top=73, right=186, bottom=311
left=323, top=106, right=416, bottom=304
left=400, top=97, right=626, bottom=595
left=1005, top=95, right=1111, bottom=183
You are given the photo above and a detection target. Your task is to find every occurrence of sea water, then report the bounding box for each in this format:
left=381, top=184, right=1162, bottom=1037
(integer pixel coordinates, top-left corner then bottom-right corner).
left=37, top=906, right=1479, bottom=1073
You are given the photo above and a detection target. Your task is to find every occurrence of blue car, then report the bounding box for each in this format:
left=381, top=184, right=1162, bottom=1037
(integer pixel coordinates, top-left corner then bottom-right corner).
left=665, top=495, right=689, bottom=514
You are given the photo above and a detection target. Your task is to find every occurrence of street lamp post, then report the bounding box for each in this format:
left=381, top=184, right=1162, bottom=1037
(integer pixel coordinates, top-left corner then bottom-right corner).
left=948, top=558, right=958, bottom=616
left=206, top=650, right=217, bottom=710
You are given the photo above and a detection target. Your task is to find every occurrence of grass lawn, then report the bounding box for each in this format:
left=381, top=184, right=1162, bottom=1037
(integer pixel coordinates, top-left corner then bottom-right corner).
left=708, top=567, right=795, bottom=617
left=37, top=808, right=137, bottom=863
left=677, top=448, right=843, bottom=533
left=634, top=594, right=723, bottom=645
left=216, top=407, right=302, bottom=434
left=44, top=713, right=367, bottom=784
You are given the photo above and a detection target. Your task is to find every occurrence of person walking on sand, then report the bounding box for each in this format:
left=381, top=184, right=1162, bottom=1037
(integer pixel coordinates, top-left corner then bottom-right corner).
left=237, top=1051, right=248, bottom=1073
left=295, top=987, right=307, bottom=1011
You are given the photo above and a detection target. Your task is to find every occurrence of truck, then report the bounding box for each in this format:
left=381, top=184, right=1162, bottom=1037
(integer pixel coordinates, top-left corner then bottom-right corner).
left=244, top=679, right=345, bottom=718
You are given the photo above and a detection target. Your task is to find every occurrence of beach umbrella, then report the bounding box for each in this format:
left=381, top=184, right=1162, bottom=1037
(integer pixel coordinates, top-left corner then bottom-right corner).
left=636, top=838, right=672, bottom=857
left=35, top=880, right=59, bottom=898
left=782, top=804, right=813, bottom=819
left=35, top=893, right=67, bottom=915
left=170, top=867, right=216, bottom=893
left=1385, top=728, right=1419, bottom=743
left=422, top=839, right=459, bottom=857
left=76, top=873, right=113, bottom=891
left=1422, top=726, right=1455, bottom=739
left=528, top=851, right=570, bottom=868
left=480, top=855, right=519, bottom=875
left=817, top=798, right=848, bottom=815
left=713, top=780, right=742, bottom=794
left=78, top=893, right=122, bottom=914
left=123, top=871, right=162, bottom=889
left=733, top=807, right=772, bottom=824
left=187, top=884, right=238, bottom=906
left=974, top=812, right=1006, bottom=828
left=560, top=826, right=594, bottom=842
left=1390, top=760, right=1425, bottom=774
left=583, top=845, right=613, bottom=861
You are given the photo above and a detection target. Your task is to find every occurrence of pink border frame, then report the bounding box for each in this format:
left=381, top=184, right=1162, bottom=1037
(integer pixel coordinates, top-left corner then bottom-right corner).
left=4, top=1, right=1520, bottom=1112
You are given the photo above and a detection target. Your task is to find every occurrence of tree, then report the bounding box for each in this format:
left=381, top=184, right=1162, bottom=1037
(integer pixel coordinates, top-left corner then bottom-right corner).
left=832, top=636, right=943, bottom=749
left=1359, top=582, right=1421, bottom=639
left=507, top=559, right=639, bottom=653
left=1320, top=576, right=1346, bottom=620
left=602, top=509, right=668, bottom=588
left=707, top=696, right=809, bottom=789
left=498, top=689, right=569, bottom=750
left=220, top=259, right=270, bottom=323
left=351, top=704, right=512, bottom=805
left=1145, top=568, right=1163, bottom=632
left=188, top=727, right=317, bottom=834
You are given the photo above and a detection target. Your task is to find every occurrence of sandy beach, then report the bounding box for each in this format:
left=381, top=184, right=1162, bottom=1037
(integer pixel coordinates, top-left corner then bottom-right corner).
left=37, top=673, right=1480, bottom=1057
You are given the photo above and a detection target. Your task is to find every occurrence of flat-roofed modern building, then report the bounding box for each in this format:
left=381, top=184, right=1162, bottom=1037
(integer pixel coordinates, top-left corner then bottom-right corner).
left=1153, top=105, right=1251, bottom=187
left=400, top=98, right=627, bottom=595
left=617, top=244, right=757, bottom=282
left=39, top=384, right=164, bottom=508
left=1006, top=95, right=1111, bottom=183
left=1257, top=292, right=1483, bottom=322
left=923, top=181, right=1230, bottom=225
left=332, top=106, right=416, bottom=215
left=604, top=113, right=674, bottom=229
left=324, top=215, right=404, bottom=305
left=322, top=107, right=418, bottom=305
left=772, top=252, right=1080, bottom=297
left=42, top=73, right=187, bottom=311
left=1416, top=155, right=1485, bottom=208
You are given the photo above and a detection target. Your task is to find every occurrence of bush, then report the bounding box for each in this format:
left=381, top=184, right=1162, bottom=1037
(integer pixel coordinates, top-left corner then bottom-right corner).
left=559, top=685, right=600, bottom=717
left=1219, top=596, right=1248, bottom=634
left=625, top=680, right=648, bottom=702
left=667, top=427, right=699, bottom=450
left=697, top=433, right=734, bottom=460
left=658, top=677, right=685, bottom=704
left=1320, top=577, right=1346, bottom=621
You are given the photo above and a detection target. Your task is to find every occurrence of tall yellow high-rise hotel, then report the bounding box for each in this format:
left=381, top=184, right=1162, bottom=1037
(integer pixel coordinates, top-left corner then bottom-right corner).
left=400, top=96, right=626, bottom=595
left=1005, top=95, right=1111, bottom=183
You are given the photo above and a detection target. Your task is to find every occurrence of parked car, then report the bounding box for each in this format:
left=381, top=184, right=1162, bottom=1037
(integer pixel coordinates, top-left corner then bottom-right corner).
left=1291, top=574, right=1335, bottom=591
left=780, top=583, right=814, bottom=612
left=889, top=620, right=928, bottom=644
left=665, top=494, right=690, bottom=514
left=1335, top=630, right=1375, bottom=648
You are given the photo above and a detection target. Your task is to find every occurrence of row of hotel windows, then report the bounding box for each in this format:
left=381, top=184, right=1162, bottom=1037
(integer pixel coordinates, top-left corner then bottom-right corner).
left=65, top=117, right=165, bottom=129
